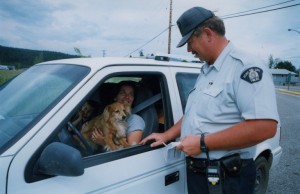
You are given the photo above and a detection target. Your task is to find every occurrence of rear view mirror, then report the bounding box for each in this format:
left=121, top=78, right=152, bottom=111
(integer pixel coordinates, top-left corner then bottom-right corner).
left=35, top=142, right=84, bottom=176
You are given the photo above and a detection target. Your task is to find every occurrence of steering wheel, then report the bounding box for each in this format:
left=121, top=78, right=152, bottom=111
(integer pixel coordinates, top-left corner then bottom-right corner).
left=67, top=122, right=94, bottom=154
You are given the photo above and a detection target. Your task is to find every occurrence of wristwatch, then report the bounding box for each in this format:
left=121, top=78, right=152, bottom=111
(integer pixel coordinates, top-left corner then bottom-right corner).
left=200, top=133, right=209, bottom=153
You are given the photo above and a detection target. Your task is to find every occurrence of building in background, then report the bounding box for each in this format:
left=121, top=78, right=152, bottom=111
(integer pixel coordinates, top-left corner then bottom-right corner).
left=0, top=65, right=9, bottom=70
left=270, top=69, right=298, bottom=85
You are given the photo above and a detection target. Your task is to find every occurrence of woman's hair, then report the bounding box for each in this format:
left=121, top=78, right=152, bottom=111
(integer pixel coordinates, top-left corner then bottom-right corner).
left=193, top=16, right=225, bottom=37
left=112, top=80, right=137, bottom=102
left=86, top=100, right=100, bottom=117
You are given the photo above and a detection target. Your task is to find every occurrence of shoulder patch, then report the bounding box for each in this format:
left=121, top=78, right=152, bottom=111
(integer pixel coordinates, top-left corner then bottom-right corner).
left=240, top=67, right=263, bottom=83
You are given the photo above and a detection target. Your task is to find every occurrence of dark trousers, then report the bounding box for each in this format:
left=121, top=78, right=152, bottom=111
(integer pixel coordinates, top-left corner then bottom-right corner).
left=186, top=159, right=256, bottom=194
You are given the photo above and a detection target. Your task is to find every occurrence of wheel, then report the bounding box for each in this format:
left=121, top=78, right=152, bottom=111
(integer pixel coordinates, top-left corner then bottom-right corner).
left=254, top=156, right=270, bottom=194
left=67, top=122, right=94, bottom=154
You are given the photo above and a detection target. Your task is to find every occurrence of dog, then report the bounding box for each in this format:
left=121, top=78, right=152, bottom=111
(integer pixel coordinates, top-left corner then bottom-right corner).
left=81, top=102, right=131, bottom=151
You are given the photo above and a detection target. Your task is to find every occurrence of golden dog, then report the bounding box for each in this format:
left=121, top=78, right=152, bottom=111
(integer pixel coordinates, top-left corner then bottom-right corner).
left=81, top=102, right=131, bottom=151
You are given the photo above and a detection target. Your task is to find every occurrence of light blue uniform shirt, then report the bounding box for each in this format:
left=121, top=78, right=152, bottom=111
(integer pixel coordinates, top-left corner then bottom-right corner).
left=181, top=42, right=279, bottom=159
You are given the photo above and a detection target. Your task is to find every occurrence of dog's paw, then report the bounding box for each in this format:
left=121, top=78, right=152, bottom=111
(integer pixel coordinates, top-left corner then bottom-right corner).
left=104, top=145, right=111, bottom=152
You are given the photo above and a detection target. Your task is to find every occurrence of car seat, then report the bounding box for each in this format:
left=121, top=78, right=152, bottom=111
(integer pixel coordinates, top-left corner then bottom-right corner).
left=133, top=85, right=159, bottom=138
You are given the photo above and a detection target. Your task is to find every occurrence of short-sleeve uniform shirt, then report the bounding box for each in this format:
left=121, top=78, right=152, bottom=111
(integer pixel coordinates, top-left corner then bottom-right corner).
left=181, top=42, right=280, bottom=159
left=127, top=114, right=145, bottom=134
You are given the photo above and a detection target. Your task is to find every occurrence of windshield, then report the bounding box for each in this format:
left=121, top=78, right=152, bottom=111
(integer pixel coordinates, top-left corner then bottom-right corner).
left=0, top=64, right=89, bottom=153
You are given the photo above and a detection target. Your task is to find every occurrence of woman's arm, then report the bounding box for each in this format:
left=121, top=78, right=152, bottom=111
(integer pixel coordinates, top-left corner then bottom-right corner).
left=127, top=130, right=143, bottom=145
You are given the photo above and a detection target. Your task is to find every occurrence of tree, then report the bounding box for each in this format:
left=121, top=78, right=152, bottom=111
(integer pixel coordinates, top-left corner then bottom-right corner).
left=74, top=47, right=83, bottom=56
left=139, top=50, right=144, bottom=57
left=74, top=47, right=91, bottom=58
left=268, top=55, right=275, bottom=69
left=34, top=52, right=44, bottom=64
left=0, top=45, right=79, bottom=69
left=274, top=60, right=296, bottom=72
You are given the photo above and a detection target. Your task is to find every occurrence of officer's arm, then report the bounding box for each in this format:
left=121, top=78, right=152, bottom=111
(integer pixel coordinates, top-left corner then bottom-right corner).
left=164, top=117, right=182, bottom=140
left=140, top=117, right=182, bottom=147
left=204, top=119, right=277, bottom=151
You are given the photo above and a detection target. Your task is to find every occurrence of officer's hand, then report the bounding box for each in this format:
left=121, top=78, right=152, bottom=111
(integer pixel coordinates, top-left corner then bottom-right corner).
left=140, top=133, right=168, bottom=147
left=177, top=135, right=201, bottom=157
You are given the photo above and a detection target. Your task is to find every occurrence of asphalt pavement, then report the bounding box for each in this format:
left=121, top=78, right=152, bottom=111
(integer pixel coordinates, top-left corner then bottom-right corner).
left=267, top=89, right=300, bottom=194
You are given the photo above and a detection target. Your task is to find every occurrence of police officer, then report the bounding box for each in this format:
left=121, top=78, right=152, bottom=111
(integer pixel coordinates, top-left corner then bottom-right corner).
left=141, top=6, right=279, bottom=194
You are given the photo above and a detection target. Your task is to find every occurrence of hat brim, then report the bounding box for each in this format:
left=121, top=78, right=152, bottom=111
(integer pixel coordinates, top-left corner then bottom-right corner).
left=176, top=30, right=194, bottom=48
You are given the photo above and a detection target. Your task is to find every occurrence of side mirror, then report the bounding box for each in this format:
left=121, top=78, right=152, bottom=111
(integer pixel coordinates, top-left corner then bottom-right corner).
left=35, top=142, right=84, bottom=176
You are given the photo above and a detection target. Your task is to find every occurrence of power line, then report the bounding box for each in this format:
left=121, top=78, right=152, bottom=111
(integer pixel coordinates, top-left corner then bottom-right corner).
left=124, top=26, right=171, bottom=57
left=221, top=0, right=296, bottom=17
left=126, top=2, right=300, bottom=56
left=222, top=3, right=300, bottom=19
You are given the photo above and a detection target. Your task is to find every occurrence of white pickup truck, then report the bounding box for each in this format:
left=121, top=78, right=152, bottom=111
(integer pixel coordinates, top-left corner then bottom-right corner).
left=0, top=57, right=282, bottom=194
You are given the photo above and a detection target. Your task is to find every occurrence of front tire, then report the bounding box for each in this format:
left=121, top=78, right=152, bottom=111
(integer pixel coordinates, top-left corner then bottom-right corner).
left=254, top=156, right=270, bottom=194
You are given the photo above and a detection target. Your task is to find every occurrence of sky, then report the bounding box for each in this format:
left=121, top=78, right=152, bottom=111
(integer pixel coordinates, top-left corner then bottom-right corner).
left=1, top=0, right=300, bottom=68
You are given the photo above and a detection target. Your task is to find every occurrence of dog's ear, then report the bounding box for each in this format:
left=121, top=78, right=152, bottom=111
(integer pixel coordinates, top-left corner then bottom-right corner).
left=124, top=104, right=131, bottom=115
left=103, top=104, right=111, bottom=121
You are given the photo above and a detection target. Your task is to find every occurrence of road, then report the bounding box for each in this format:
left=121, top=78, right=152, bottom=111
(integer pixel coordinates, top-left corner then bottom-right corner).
left=267, top=89, right=300, bottom=194
left=276, top=85, right=300, bottom=92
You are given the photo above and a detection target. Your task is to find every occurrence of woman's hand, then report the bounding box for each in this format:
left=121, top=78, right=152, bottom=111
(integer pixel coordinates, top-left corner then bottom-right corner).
left=91, top=128, right=105, bottom=146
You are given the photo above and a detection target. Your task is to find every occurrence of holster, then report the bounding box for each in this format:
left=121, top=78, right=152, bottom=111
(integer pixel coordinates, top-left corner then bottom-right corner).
left=220, top=153, right=242, bottom=176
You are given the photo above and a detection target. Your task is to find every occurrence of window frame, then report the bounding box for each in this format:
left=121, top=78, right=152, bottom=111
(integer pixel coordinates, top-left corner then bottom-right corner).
left=81, top=71, right=173, bottom=167
left=175, top=72, right=199, bottom=111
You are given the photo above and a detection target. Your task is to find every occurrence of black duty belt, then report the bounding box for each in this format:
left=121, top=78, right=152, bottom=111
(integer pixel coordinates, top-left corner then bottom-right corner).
left=186, top=156, right=253, bottom=174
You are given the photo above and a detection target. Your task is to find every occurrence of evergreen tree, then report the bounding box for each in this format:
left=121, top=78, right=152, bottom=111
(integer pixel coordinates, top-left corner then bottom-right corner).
left=0, top=45, right=80, bottom=69
left=275, top=60, right=296, bottom=72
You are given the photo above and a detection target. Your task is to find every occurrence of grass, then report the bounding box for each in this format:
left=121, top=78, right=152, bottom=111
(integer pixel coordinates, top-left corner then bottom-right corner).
left=0, top=70, right=23, bottom=85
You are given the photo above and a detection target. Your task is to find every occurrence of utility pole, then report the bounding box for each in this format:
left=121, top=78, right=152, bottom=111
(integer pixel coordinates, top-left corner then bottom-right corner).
left=102, top=50, right=106, bottom=57
left=168, top=0, right=172, bottom=54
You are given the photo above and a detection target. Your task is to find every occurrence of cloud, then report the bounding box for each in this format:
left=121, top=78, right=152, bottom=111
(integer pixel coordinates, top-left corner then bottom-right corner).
left=0, top=0, right=299, bottom=68
left=0, top=0, right=55, bottom=26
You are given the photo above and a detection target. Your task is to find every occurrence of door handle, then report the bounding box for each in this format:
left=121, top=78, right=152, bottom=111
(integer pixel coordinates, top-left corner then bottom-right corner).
left=165, top=171, right=179, bottom=186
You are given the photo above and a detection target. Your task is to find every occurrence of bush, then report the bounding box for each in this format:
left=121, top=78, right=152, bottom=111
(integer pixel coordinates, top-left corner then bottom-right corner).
left=0, top=70, right=23, bottom=85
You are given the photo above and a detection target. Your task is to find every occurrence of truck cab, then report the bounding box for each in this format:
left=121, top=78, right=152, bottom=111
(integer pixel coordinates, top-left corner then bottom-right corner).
left=0, top=57, right=282, bottom=194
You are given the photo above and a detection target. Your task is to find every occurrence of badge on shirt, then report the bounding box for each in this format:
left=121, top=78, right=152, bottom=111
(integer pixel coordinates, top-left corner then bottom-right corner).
left=240, top=67, right=263, bottom=83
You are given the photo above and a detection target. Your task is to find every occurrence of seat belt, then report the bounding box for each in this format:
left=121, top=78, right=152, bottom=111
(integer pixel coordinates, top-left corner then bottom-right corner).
left=132, top=93, right=162, bottom=114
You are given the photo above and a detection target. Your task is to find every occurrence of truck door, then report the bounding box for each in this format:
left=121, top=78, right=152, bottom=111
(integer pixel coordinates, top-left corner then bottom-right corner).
left=7, top=65, right=187, bottom=194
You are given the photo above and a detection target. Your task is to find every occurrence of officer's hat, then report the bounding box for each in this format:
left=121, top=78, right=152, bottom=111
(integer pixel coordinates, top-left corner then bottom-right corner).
left=176, top=7, right=214, bottom=48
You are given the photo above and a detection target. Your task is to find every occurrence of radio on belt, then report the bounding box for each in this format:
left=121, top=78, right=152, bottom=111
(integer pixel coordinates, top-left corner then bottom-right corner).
left=207, top=164, right=221, bottom=185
